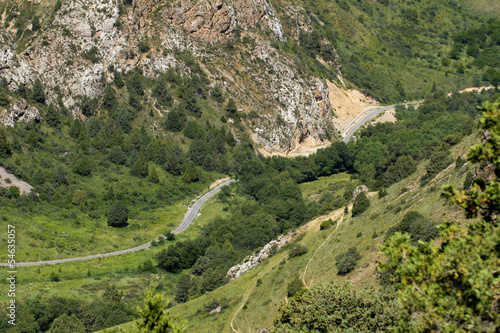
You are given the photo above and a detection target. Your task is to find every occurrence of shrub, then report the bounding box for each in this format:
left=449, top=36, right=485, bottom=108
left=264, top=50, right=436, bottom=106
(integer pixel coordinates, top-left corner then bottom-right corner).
left=73, top=155, right=92, bottom=176
left=50, top=272, right=60, bottom=282
left=352, top=192, right=370, bottom=217
left=107, top=201, right=129, bottom=227
left=81, top=46, right=101, bottom=64
left=288, top=245, right=308, bottom=258
left=378, top=188, right=388, bottom=198
left=287, top=277, right=305, bottom=297
left=272, top=282, right=401, bottom=332
left=107, top=146, right=127, bottom=165
left=320, top=219, right=334, bottom=230
left=386, top=211, right=438, bottom=244
left=72, top=190, right=86, bottom=205
left=335, top=246, right=361, bottom=275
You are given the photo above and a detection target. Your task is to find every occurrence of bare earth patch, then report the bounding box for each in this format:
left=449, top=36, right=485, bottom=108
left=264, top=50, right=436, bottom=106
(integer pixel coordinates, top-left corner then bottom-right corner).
left=209, top=177, right=232, bottom=190
left=0, top=167, right=34, bottom=195
left=327, top=80, right=378, bottom=134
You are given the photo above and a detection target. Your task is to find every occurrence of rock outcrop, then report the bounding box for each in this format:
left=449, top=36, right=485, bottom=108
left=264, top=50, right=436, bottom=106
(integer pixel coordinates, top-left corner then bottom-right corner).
left=227, top=234, right=292, bottom=279
left=351, top=185, right=369, bottom=201
left=0, top=100, right=40, bottom=127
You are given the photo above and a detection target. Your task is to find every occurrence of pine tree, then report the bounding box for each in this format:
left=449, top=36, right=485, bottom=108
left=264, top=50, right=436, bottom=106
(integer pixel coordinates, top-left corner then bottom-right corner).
left=0, top=127, right=12, bottom=157
left=45, top=103, right=60, bottom=126
left=351, top=191, right=370, bottom=217
left=226, top=98, right=237, bottom=116
left=135, top=286, right=184, bottom=333
left=32, top=78, right=46, bottom=104
left=107, top=201, right=129, bottom=227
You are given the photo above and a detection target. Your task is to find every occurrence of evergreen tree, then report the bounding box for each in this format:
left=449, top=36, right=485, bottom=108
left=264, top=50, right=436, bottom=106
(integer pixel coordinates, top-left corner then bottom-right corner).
left=148, top=166, right=160, bottom=184
left=352, top=191, right=370, bottom=217
left=108, top=146, right=127, bottom=165
left=226, top=98, right=237, bottom=116
left=102, top=85, right=118, bottom=111
left=107, top=201, right=129, bottom=227
left=165, top=110, right=184, bottom=132
left=135, top=286, right=184, bottom=333
left=131, top=154, right=149, bottom=177
left=0, top=89, right=9, bottom=107
left=114, top=71, right=125, bottom=88
left=210, top=84, right=224, bottom=103
left=394, top=79, right=405, bottom=101
left=0, top=127, right=12, bottom=157
left=32, top=78, right=46, bottom=104
left=31, top=16, right=41, bottom=32
left=73, top=155, right=93, bottom=176
left=45, top=103, right=60, bottom=127
left=182, top=161, right=201, bottom=183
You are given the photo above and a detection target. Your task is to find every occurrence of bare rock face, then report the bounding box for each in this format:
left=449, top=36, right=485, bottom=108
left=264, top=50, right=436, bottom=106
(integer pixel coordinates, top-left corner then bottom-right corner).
left=164, top=0, right=237, bottom=41
left=0, top=100, right=40, bottom=127
left=351, top=185, right=369, bottom=201
left=227, top=234, right=291, bottom=279
left=164, top=0, right=285, bottom=42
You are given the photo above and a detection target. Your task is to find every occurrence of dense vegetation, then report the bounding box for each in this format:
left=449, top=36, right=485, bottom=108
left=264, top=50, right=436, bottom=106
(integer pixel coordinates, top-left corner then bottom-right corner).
left=271, top=282, right=400, bottom=332
left=380, top=97, right=500, bottom=331
left=0, top=284, right=134, bottom=332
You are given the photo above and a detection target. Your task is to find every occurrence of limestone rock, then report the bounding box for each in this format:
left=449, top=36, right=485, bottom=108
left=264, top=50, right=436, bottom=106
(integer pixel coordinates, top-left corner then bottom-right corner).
left=351, top=185, right=369, bottom=201
left=1, top=100, right=41, bottom=127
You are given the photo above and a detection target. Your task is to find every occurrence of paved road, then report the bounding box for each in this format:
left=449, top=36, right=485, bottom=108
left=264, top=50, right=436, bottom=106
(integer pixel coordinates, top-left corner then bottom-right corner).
left=172, top=179, right=237, bottom=233
left=0, top=179, right=236, bottom=267
left=342, top=101, right=423, bottom=143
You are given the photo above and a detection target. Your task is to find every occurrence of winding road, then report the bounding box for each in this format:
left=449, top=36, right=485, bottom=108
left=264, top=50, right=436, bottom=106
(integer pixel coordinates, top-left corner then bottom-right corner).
left=342, top=101, right=423, bottom=143
left=0, top=179, right=236, bottom=267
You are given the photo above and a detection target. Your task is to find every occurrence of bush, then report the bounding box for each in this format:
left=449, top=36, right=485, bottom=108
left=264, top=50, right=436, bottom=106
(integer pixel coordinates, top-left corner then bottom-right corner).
left=272, top=282, right=401, bottom=332
left=73, top=155, right=93, bottom=176
left=72, top=190, right=86, bottom=205
left=335, top=246, right=361, bottom=275
left=352, top=192, right=370, bottom=217
left=50, top=272, right=60, bottom=282
left=378, top=188, right=388, bottom=198
left=386, top=211, right=438, bottom=244
left=287, top=277, right=305, bottom=297
left=288, top=245, right=308, bottom=258
left=107, top=146, right=127, bottom=165
left=81, top=46, right=101, bottom=64
left=320, top=219, right=334, bottom=230
left=107, top=201, right=129, bottom=227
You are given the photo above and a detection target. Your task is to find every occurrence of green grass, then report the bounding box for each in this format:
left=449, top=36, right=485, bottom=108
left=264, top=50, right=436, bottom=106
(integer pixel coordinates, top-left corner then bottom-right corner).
left=463, top=0, right=500, bottom=18
left=0, top=192, right=231, bottom=309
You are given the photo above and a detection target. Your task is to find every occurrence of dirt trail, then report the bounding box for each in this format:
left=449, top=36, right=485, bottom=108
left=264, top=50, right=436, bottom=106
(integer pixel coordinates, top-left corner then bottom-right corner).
left=230, top=260, right=281, bottom=333
left=0, top=167, right=34, bottom=195
left=300, top=205, right=351, bottom=288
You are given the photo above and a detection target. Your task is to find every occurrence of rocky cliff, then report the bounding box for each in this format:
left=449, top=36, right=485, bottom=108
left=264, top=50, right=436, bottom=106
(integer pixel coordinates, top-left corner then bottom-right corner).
left=0, top=0, right=340, bottom=152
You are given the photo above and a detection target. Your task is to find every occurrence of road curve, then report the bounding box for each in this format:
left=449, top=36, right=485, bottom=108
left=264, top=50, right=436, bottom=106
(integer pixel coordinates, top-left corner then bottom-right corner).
left=0, top=179, right=237, bottom=267
left=342, top=101, right=423, bottom=143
